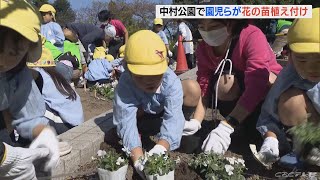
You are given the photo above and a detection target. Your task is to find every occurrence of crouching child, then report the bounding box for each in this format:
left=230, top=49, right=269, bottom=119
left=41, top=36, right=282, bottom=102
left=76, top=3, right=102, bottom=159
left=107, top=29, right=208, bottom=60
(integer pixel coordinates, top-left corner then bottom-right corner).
left=113, top=30, right=201, bottom=179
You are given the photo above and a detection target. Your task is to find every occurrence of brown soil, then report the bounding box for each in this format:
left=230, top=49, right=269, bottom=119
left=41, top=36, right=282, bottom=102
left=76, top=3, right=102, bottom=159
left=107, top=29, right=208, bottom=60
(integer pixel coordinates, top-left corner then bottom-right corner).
left=70, top=79, right=319, bottom=179
left=68, top=141, right=203, bottom=180
left=76, top=88, right=113, bottom=121
left=68, top=111, right=319, bottom=180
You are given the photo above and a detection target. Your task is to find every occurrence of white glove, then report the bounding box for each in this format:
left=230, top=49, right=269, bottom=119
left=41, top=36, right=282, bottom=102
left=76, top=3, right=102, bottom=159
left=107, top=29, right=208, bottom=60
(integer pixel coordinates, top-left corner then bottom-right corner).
left=49, top=39, right=56, bottom=45
left=201, top=122, right=234, bottom=154
left=0, top=143, right=50, bottom=180
left=183, top=119, right=201, bottom=136
left=134, top=159, right=146, bottom=180
left=168, top=50, right=173, bottom=57
left=29, top=127, right=59, bottom=172
left=258, top=137, right=279, bottom=163
left=148, top=144, right=167, bottom=155
left=173, top=42, right=178, bottom=48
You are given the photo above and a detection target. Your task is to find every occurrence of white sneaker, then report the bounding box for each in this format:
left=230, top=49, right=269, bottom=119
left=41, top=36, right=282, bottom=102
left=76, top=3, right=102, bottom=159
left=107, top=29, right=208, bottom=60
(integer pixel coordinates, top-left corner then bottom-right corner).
left=59, top=141, right=72, bottom=157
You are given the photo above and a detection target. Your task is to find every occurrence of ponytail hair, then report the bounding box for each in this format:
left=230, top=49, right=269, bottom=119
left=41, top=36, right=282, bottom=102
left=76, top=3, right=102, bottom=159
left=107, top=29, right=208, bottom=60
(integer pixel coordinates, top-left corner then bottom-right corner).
left=43, top=67, right=77, bottom=101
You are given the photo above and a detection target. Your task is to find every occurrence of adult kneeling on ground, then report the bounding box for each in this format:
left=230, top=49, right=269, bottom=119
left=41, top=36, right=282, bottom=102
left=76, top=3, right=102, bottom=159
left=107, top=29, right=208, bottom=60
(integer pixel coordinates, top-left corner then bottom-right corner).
left=180, top=0, right=283, bottom=155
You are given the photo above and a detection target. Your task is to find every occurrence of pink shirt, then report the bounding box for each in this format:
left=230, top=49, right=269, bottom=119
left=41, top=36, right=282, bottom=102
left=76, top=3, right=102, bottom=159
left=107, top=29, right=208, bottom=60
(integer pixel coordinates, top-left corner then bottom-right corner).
left=196, top=25, right=282, bottom=113
left=110, top=19, right=126, bottom=37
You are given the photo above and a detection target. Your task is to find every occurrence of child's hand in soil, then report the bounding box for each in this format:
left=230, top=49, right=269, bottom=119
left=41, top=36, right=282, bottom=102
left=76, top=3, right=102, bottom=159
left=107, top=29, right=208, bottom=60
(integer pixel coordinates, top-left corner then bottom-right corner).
left=258, top=137, right=279, bottom=163
left=201, top=121, right=234, bottom=154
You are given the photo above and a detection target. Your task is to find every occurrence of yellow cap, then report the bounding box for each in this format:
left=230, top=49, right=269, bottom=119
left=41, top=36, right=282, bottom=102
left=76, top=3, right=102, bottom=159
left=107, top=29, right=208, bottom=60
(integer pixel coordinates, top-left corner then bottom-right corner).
left=93, top=46, right=107, bottom=59
left=119, top=45, right=125, bottom=58
left=39, top=4, right=56, bottom=21
left=288, top=8, right=320, bottom=54
left=154, top=18, right=163, bottom=25
left=0, top=0, right=42, bottom=62
left=106, top=54, right=114, bottom=62
left=125, top=30, right=167, bottom=75
left=27, top=40, right=55, bottom=67
left=39, top=4, right=56, bottom=13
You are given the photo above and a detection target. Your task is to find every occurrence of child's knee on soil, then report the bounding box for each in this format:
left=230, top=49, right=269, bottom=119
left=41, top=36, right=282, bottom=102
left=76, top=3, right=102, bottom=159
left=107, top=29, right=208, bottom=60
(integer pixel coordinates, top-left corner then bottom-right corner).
left=278, top=88, right=319, bottom=126
left=215, top=74, right=241, bottom=101
left=182, top=79, right=201, bottom=107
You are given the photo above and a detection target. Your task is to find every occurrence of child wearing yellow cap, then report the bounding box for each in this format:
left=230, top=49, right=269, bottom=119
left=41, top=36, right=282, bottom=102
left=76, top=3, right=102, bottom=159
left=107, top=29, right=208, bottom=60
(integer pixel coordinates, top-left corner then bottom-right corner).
left=153, top=19, right=168, bottom=49
left=83, top=46, right=116, bottom=86
left=27, top=52, right=84, bottom=135
left=256, top=8, right=320, bottom=168
left=39, top=4, right=65, bottom=52
left=0, top=0, right=59, bottom=178
left=113, top=30, right=201, bottom=178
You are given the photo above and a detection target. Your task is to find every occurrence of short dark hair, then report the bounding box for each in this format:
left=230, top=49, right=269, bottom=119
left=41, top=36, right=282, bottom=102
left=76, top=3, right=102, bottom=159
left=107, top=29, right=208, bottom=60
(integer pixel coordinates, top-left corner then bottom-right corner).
left=98, top=10, right=112, bottom=22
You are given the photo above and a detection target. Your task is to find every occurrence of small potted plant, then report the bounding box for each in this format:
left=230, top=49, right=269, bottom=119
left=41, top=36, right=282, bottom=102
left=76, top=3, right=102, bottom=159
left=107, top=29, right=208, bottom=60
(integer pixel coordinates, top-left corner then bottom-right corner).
left=143, top=153, right=177, bottom=180
left=189, top=152, right=246, bottom=180
left=95, top=149, right=128, bottom=180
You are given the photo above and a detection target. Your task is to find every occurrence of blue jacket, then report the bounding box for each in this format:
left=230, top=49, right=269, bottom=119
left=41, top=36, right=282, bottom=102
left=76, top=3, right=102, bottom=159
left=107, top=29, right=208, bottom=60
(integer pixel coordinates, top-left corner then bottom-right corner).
left=113, top=68, right=185, bottom=151
left=84, top=59, right=113, bottom=81
left=157, top=30, right=169, bottom=45
left=110, top=58, right=125, bottom=73
left=257, top=63, right=320, bottom=136
left=36, top=68, right=84, bottom=126
left=0, top=67, right=48, bottom=140
left=41, top=22, right=65, bottom=52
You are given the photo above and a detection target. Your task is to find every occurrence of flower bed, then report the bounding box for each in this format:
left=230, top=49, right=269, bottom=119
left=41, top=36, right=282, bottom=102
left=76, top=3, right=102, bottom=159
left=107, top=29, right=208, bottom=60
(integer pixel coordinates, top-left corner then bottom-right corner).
left=67, top=120, right=320, bottom=180
left=68, top=141, right=319, bottom=180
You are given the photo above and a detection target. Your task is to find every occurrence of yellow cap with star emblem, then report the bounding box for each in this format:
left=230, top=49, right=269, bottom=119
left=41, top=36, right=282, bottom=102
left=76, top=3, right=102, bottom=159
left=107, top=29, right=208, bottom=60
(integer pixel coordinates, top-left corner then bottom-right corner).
left=125, top=30, right=167, bottom=75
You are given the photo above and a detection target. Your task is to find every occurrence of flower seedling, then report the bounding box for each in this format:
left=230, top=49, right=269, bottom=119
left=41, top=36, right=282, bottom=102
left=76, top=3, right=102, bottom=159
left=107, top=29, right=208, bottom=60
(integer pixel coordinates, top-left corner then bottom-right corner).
left=189, top=152, right=246, bottom=180
left=288, top=121, right=320, bottom=146
left=143, top=153, right=177, bottom=176
left=89, top=81, right=117, bottom=100
left=95, top=150, right=128, bottom=171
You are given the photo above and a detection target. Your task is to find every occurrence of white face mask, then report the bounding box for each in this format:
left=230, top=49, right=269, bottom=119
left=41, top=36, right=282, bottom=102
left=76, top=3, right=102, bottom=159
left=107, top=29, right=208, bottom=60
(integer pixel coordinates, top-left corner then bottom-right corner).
left=198, top=27, right=229, bottom=46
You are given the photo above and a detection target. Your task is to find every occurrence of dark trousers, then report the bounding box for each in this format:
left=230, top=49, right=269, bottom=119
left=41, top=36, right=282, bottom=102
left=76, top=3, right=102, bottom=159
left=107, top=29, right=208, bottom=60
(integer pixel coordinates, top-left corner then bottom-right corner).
left=0, top=112, right=15, bottom=146
left=108, top=39, right=124, bottom=58
left=48, top=120, right=74, bottom=135
left=105, top=107, right=195, bottom=151
left=178, top=69, right=264, bottom=154
left=186, top=53, right=195, bottom=69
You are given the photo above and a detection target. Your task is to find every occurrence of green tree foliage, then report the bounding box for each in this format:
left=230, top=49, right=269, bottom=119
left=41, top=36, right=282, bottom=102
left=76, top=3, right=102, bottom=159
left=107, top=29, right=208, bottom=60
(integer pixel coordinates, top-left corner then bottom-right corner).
left=52, top=0, right=76, bottom=25
left=76, top=0, right=156, bottom=35
left=172, top=0, right=197, bottom=5
left=108, top=0, right=156, bottom=35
